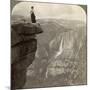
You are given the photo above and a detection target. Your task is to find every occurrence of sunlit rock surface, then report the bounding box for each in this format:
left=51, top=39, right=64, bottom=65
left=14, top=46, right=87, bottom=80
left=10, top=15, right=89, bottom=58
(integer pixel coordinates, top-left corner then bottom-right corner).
left=11, top=22, right=43, bottom=89
left=24, top=19, right=86, bottom=88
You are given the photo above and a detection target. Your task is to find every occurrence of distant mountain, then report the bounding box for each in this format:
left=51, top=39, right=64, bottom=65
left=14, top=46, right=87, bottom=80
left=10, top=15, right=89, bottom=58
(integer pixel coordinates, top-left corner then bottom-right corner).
left=25, top=19, right=86, bottom=87
left=11, top=15, right=31, bottom=24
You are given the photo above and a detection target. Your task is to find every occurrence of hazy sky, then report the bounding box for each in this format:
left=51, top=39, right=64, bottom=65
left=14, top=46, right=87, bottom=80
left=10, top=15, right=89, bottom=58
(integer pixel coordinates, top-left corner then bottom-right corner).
left=12, top=2, right=86, bottom=21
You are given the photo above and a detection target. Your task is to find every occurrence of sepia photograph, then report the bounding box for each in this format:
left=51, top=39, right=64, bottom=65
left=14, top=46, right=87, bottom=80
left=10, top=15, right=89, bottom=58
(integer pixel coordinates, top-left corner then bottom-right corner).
left=11, top=0, right=87, bottom=89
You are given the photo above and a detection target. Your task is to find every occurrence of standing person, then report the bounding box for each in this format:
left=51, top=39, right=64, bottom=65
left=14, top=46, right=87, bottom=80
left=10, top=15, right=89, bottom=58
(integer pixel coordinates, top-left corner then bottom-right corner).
left=30, top=6, right=36, bottom=23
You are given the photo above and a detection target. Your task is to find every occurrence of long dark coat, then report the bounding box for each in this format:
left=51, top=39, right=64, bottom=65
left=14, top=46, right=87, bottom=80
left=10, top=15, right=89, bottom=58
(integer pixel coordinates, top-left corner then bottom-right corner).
left=31, top=12, right=36, bottom=23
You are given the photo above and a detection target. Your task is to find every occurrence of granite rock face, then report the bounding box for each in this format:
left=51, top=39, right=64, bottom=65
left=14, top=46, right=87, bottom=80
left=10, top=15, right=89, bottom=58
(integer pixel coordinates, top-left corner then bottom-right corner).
left=11, top=22, right=43, bottom=89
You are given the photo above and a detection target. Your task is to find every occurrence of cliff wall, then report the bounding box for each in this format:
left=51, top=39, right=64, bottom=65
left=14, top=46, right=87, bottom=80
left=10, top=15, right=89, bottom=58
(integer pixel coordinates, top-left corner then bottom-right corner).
left=11, top=22, right=43, bottom=89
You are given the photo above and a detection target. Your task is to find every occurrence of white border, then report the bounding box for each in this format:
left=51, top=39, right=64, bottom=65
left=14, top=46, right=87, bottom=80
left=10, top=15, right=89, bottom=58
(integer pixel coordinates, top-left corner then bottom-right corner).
left=0, top=0, right=10, bottom=90
left=0, top=0, right=89, bottom=90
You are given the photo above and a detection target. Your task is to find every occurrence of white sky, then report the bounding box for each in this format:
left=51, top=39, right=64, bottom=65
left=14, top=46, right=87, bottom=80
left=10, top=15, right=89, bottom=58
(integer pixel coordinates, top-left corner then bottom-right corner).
left=12, top=2, right=86, bottom=21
